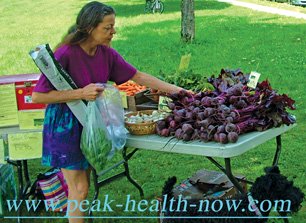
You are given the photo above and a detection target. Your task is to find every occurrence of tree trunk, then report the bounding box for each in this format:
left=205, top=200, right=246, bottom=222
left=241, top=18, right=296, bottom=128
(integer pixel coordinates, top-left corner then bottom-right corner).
left=181, top=0, right=195, bottom=43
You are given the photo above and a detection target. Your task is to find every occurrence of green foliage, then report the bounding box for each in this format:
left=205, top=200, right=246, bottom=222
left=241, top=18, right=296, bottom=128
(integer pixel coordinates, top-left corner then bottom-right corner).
left=158, top=69, right=215, bottom=92
left=1, top=0, right=305, bottom=222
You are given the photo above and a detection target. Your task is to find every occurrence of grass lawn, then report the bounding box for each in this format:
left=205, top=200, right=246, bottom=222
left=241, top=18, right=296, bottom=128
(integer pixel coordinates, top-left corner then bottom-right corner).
left=0, top=0, right=305, bottom=222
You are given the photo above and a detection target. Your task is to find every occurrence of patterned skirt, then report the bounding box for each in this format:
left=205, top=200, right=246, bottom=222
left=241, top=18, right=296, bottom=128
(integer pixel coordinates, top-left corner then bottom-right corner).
left=41, top=103, right=89, bottom=170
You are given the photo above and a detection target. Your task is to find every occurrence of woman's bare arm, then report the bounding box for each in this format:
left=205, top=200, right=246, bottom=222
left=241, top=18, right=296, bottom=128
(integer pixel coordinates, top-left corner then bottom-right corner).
left=32, top=83, right=104, bottom=104
left=131, top=71, right=183, bottom=94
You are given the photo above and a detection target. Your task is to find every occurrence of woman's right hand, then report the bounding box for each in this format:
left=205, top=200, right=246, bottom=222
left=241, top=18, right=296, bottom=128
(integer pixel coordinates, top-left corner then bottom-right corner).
left=81, top=83, right=104, bottom=101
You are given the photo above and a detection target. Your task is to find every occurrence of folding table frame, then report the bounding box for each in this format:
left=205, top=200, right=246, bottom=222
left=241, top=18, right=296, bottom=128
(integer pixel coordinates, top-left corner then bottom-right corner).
left=1, top=124, right=295, bottom=223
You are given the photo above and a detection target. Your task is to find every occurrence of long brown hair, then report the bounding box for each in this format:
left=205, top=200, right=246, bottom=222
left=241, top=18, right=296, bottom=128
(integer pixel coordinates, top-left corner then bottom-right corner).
left=56, top=1, right=115, bottom=49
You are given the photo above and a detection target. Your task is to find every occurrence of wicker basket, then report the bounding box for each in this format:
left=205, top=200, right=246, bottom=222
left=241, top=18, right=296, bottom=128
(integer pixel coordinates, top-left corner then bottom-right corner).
left=125, top=110, right=157, bottom=135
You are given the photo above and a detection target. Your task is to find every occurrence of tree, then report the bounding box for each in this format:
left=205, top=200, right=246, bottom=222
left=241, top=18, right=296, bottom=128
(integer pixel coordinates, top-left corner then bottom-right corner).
left=181, top=0, right=195, bottom=43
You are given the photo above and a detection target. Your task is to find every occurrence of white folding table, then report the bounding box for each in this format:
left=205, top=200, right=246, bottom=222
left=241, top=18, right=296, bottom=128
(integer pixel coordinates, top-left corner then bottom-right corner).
left=122, top=124, right=295, bottom=194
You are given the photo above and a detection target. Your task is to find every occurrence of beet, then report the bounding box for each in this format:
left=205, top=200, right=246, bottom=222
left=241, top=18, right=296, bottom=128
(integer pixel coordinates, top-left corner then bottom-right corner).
left=228, top=132, right=239, bottom=143
left=182, top=133, right=191, bottom=141
left=235, top=100, right=248, bottom=109
left=165, top=115, right=174, bottom=123
left=168, top=102, right=175, bottom=110
left=199, top=119, right=210, bottom=128
left=175, top=128, right=183, bottom=139
left=193, top=107, right=200, bottom=114
left=169, top=120, right=176, bottom=128
left=182, top=123, right=194, bottom=135
left=217, top=125, right=225, bottom=133
left=191, top=129, right=200, bottom=140
left=230, top=111, right=237, bottom=119
left=193, top=100, right=201, bottom=106
left=227, top=84, right=243, bottom=96
left=214, top=133, right=220, bottom=142
left=219, top=133, right=228, bottom=144
left=174, top=109, right=185, bottom=117
left=226, top=116, right=234, bottom=123
left=229, top=96, right=239, bottom=104
left=160, top=128, right=170, bottom=137
left=156, top=120, right=166, bottom=131
left=185, top=111, right=194, bottom=120
left=220, top=104, right=230, bottom=114
left=200, top=132, right=209, bottom=142
left=203, top=107, right=215, bottom=117
left=225, top=123, right=237, bottom=133
left=174, top=115, right=183, bottom=123
left=201, top=96, right=212, bottom=107
left=160, top=69, right=296, bottom=144
left=207, top=125, right=216, bottom=133
left=197, top=112, right=205, bottom=120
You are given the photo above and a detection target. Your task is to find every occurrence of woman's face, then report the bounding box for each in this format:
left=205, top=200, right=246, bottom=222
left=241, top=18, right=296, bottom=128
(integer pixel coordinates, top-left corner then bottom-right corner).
left=90, top=14, right=116, bottom=46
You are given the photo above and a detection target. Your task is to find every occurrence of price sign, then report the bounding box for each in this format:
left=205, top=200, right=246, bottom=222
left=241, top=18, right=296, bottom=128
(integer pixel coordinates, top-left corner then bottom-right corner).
left=177, top=53, right=191, bottom=72
left=8, top=132, right=42, bottom=160
left=247, top=71, right=261, bottom=89
left=0, top=84, right=19, bottom=127
left=119, top=91, right=128, bottom=108
left=158, top=96, right=172, bottom=113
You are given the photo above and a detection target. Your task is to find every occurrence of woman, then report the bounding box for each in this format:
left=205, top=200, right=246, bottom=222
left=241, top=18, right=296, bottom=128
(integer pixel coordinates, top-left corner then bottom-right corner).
left=32, top=1, right=183, bottom=222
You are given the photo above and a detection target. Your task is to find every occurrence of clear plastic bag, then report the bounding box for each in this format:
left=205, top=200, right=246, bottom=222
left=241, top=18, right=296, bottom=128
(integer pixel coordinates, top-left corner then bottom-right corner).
left=96, top=84, right=128, bottom=158
left=80, top=84, right=127, bottom=172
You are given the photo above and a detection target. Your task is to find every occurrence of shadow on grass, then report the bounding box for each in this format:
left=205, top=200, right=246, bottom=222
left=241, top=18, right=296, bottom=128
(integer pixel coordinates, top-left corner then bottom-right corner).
left=111, top=0, right=231, bottom=18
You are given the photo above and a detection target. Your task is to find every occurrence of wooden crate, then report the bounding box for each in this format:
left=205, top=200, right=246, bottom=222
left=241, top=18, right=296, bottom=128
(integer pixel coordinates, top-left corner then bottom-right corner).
left=127, top=90, right=151, bottom=111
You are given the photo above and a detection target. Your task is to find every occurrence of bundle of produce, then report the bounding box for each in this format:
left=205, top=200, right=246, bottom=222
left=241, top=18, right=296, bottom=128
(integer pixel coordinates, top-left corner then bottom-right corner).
left=156, top=69, right=296, bottom=144
left=158, top=70, right=214, bottom=92
left=113, top=80, right=147, bottom=96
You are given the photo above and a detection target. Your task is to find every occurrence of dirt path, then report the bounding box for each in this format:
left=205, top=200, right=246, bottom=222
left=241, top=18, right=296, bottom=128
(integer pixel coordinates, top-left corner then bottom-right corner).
left=218, top=0, right=306, bottom=20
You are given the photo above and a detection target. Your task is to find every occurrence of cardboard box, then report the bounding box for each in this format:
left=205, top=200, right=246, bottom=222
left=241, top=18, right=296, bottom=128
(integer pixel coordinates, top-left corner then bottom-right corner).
left=172, top=179, right=205, bottom=200
left=172, top=169, right=247, bottom=200
left=189, top=169, right=247, bottom=195
left=204, top=187, right=237, bottom=200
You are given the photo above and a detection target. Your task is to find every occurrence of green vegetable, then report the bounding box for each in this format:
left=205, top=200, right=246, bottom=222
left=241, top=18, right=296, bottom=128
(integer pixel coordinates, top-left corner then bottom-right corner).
left=158, top=69, right=214, bottom=92
left=80, top=102, right=112, bottom=172
left=80, top=121, right=112, bottom=173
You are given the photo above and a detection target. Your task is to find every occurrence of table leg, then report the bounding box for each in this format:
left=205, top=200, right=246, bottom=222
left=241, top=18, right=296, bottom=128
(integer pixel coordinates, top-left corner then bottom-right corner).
left=88, top=147, right=143, bottom=222
left=224, top=158, right=245, bottom=194
left=7, top=160, right=23, bottom=223
left=272, top=135, right=282, bottom=166
left=22, top=160, right=31, bottom=196
left=271, top=136, right=288, bottom=223
left=122, top=147, right=144, bottom=198
left=15, top=161, right=24, bottom=200
left=16, top=161, right=24, bottom=223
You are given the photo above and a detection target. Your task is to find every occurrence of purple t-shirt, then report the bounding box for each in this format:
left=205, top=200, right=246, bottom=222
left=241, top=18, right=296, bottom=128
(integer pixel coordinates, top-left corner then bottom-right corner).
left=34, top=44, right=137, bottom=92
left=34, top=44, right=137, bottom=169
